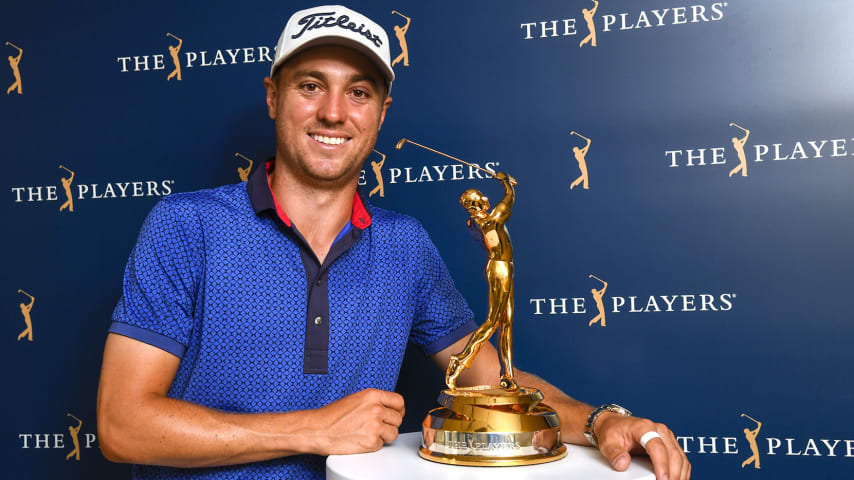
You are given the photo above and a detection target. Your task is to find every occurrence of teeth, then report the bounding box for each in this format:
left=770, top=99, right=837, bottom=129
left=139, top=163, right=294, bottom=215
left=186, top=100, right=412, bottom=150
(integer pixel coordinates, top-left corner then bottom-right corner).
left=312, top=134, right=347, bottom=145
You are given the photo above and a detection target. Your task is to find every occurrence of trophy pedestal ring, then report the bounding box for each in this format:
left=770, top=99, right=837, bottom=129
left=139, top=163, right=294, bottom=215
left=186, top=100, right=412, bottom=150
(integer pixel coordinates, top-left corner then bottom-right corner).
left=420, top=385, right=567, bottom=466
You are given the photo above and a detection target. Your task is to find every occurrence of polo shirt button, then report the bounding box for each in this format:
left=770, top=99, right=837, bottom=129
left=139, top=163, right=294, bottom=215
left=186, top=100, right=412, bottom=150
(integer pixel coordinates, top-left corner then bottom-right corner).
left=316, top=279, right=322, bottom=286
left=314, top=316, right=323, bottom=325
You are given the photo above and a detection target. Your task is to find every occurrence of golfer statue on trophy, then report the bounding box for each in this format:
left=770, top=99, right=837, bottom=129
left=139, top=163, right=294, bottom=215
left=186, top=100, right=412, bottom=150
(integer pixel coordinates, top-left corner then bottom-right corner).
left=446, top=171, right=518, bottom=390
left=396, top=138, right=565, bottom=466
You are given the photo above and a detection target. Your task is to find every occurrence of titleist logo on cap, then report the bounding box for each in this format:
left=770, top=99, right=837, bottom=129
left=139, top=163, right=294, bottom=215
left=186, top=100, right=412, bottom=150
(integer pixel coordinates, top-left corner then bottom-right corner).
left=292, top=11, right=383, bottom=48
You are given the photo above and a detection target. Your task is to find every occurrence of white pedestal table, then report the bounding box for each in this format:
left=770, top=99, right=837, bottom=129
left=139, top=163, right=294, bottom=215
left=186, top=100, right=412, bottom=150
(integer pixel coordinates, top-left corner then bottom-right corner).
left=327, top=431, right=655, bottom=480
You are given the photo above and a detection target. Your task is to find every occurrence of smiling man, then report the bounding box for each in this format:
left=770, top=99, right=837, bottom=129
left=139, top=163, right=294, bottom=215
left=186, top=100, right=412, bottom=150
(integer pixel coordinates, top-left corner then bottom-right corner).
left=97, top=5, right=689, bottom=480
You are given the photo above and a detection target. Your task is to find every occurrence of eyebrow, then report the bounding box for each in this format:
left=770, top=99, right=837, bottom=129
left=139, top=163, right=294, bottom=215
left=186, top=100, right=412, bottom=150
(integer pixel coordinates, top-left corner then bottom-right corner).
left=291, top=70, right=379, bottom=89
left=348, top=74, right=379, bottom=89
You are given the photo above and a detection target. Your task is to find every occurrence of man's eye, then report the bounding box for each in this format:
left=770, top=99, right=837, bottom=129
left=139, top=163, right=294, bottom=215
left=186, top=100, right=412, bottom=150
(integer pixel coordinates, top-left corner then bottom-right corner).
left=302, top=83, right=319, bottom=92
left=352, top=89, right=368, bottom=99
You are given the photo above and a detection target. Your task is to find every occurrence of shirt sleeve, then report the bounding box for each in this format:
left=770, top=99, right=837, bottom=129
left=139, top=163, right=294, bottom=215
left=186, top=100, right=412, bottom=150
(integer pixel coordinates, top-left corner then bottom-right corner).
left=109, top=195, right=204, bottom=358
left=408, top=223, right=477, bottom=356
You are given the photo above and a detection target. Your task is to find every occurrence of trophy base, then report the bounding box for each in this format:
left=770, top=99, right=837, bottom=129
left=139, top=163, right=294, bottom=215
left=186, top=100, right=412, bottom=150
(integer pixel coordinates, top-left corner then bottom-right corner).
left=419, top=385, right=567, bottom=466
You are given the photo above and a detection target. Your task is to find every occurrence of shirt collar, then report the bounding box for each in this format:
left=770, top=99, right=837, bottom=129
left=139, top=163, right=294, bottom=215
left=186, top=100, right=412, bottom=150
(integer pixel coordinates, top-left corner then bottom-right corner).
left=247, top=160, right=372, bottom=229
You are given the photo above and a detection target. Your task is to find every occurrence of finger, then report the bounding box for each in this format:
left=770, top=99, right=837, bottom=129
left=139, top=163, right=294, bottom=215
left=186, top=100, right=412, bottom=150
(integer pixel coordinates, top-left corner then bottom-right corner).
left=658, top=426, right=683, bottom=480
left=660, top=426, right=689, bottom=480
left=666, top=428, right=691, bottom=480
left=381, top=406, right=404, bottom=427
left=379, top=424, right=399, bottom=444
left=643, top=435, right=670, bottom=480
left=598, top=438, right=632, bottom=471
left=378, top=391, right=405, bottom=413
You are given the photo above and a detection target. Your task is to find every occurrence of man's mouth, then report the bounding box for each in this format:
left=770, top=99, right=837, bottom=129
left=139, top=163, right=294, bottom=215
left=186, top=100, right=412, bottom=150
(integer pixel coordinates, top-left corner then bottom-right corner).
left=310, top=134, right=349, bottom=146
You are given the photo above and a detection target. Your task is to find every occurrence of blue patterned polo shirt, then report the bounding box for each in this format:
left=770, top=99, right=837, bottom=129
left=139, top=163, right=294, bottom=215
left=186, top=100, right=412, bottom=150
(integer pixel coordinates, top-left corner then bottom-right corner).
left=109, top=162, right=476, bottom=479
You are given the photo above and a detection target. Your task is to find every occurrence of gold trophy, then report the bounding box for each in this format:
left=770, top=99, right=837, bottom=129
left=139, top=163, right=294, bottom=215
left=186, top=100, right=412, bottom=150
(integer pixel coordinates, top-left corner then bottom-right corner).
left=396, top=139, right=566, bottom=466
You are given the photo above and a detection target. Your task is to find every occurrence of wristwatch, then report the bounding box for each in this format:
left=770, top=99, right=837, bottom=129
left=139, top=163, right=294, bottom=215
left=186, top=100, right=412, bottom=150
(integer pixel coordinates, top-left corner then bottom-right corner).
left=584, top=404, right=632, bottom=447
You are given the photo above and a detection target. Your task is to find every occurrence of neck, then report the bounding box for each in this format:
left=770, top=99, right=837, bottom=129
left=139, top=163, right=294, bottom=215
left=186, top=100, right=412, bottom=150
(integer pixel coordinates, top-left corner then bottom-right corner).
left=269, top=160, right=357, bottom=264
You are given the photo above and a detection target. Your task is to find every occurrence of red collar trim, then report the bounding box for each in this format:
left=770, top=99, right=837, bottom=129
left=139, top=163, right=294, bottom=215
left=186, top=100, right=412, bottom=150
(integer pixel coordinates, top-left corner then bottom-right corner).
left=351, top=190, right=372, bottom=229
left=265, top=161, right=372, bottom=230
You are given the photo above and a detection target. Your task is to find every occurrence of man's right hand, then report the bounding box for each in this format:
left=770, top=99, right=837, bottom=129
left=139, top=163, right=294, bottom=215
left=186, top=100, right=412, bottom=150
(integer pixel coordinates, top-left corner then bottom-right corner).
left=312, top=389, right=405, bottom=455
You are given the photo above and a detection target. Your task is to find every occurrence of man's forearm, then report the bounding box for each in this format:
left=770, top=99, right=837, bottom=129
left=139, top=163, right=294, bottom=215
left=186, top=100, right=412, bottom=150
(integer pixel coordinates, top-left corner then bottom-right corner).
left=98, top=334, right=405, bottom=468
left=514, top=370, right=594, bottom=445
left=99, top=395, right=322, bottom=468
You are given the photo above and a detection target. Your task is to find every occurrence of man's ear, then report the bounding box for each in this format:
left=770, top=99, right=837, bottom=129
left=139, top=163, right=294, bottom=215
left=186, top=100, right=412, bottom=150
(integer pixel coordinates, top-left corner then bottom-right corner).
left=377, top=95, right=392, bottom=130
left=264, top=77, right=278, bottom=120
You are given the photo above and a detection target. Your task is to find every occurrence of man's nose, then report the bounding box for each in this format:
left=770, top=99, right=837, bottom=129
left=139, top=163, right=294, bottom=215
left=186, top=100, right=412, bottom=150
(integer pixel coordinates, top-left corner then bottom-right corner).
left=317, top=89, right=346, bottom=124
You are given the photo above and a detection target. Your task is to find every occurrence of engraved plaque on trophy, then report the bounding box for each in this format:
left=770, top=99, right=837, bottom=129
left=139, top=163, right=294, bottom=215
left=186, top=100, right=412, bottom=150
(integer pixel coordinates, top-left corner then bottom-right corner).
left=396, top=139, right=566, bottom=466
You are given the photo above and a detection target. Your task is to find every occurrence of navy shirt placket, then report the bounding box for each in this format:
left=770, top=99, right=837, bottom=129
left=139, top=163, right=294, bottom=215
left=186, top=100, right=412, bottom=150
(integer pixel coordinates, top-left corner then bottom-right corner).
left=297, top=227, right=360, bottom=375
left=248, top=160, right=366, bottom=375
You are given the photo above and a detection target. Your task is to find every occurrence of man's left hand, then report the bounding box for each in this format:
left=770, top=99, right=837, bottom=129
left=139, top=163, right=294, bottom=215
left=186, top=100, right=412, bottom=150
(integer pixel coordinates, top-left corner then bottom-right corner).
left=595, top=412, right=691, bottom=480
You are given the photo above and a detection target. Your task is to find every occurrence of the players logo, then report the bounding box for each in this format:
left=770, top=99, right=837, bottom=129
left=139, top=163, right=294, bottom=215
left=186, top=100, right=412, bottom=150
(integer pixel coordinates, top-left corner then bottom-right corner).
left=5, top=41, right=23, bottom=95
left=235, top=152, right=254, bottom=182
left=520, top=3, right=727, bottom=44
left=728, top=123, right=751, bottom=178
left=65, top=414, right=83, bottom=461
left=587, top=275, right=608, bottom=326
left=529, top=275, right=735, bottom=321
left=665, top=123, right=851, bottom=172
left=569, top=131, right=593, bottom=190
left=58, top=165, right=75, bottom=213
left=740, top=413, right=762, bottom=469
left=368, top=149, right=387, bottom=198
left=390, top=11, right=411, bottom=67
left=16, top=289, right=35, bottom=342
left=166, top=33, right=183, bottom=81
left=11, top=165, right=175, bottom=209
left=358, top=141, right=499, bottom=194
left=579, top=1, right=600, bottom=48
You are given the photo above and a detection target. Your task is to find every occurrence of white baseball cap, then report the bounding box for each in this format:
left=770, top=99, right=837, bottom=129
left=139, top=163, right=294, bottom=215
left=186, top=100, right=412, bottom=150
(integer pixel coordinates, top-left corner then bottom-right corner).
left=271, top=5, right=395, bottom=89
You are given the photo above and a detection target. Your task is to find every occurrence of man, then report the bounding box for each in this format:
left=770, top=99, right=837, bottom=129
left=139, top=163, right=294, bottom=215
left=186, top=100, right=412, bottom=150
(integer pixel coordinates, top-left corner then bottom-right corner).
left=97, top=5, right=689, bottom=480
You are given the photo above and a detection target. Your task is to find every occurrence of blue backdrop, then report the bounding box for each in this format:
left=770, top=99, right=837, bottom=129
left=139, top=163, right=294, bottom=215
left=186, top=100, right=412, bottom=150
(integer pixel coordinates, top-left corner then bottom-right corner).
left=3, top=1, right=852, bottom=478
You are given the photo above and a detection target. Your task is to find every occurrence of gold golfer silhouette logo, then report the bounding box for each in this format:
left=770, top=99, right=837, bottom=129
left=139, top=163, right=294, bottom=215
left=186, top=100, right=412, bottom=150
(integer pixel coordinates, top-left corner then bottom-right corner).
left=728, top=123, right=750, bottom=178
left=570, top=131, right=592, bottom=190
left=391, top=11, right=411, bottom=67
left=5, top=41, right=23, bottom=94
left=588, top=274, right=608, bottom=326
left=579, top=0, right=600, bottom=48
left=59, top=165, right=75, bottom=212
left=741, top=413, right=762, bottom=469
left=369, top=149, right=387, bottom=198
left=66, top=414, right=82, bottom=461
left=166, top=33, right=183, bottom=81
left=235, top=153, right=253, bottom=182
left=17, top=289, right=34, bottom=342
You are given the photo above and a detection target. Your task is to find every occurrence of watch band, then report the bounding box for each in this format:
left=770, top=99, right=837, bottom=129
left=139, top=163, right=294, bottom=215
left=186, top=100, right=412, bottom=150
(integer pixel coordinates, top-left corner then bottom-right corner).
left=584, top=404, right=632, bottom=447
